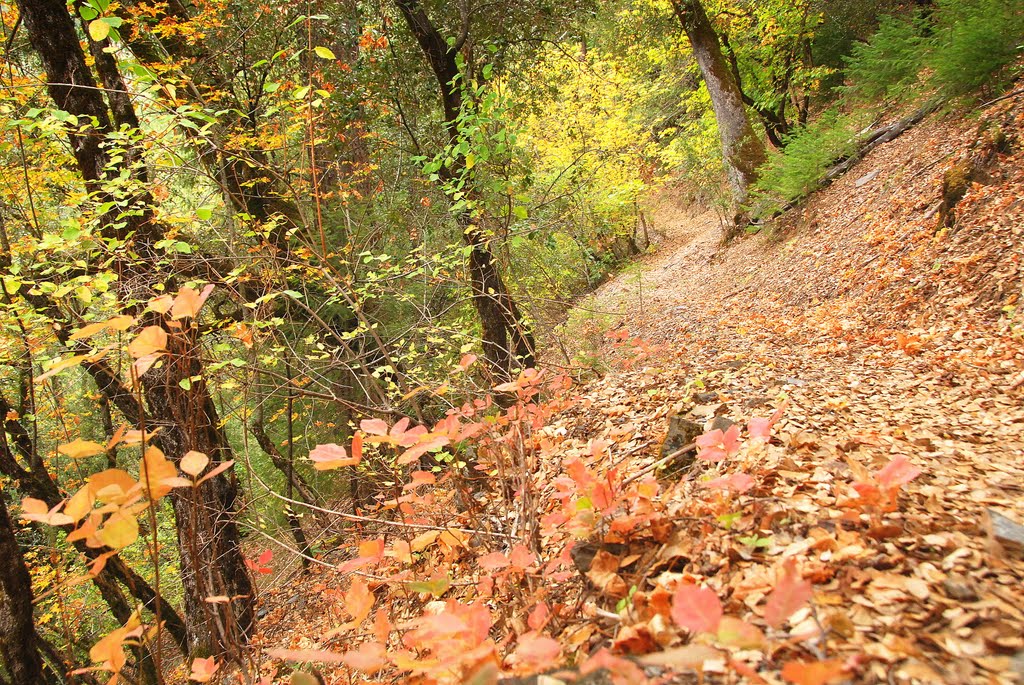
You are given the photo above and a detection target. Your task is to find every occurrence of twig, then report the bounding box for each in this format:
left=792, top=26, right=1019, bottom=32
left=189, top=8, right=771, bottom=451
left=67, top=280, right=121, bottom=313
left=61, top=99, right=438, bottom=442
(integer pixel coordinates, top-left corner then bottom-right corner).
left=622, top=441, right=696, bottom=486
left=978, top=87, right=1024, bottom=109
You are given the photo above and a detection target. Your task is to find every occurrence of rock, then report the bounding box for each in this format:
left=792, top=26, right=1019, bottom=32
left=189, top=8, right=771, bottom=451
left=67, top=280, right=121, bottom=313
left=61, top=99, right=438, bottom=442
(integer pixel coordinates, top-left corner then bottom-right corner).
left=709, top=416, right=735, bottom=433
left=688, top=402, right=729, bottom=419
left=570, top=540, right=628, bottom=574
left=1012, top=649, right=1024, bottom=680
left=942, top=575, right=979, bottom=602
left=661, top=415, right=702, bottom=458
left=988, top=509, right=1024, bottom=558
left=855, top=170, right=880, bottom=187
left=692, top=391, right=718, bottom=403
left=657, top=415, right=701, bottom=478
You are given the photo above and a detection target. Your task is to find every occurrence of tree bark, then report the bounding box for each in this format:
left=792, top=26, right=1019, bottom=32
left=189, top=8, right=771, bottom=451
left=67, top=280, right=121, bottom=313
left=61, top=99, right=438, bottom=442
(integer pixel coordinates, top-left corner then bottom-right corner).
left=393, top=0, right=535, bottom=376
left=0, top=495, right=56, bottom=685
left=14, top=0, right=254, bottom=658
left=671, top=0, right=766, bottom=225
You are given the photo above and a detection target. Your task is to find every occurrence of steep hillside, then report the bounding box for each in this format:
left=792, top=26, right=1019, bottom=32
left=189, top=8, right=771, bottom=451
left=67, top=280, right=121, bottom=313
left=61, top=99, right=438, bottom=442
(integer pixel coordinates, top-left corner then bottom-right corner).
left=255, top=98, right=1024, bottom=685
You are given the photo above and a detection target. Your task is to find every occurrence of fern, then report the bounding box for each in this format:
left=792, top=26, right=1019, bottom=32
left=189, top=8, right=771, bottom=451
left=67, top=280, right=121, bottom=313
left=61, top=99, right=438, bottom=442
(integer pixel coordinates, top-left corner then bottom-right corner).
left=927, top=0, right=1024, bottom=97
left=842, top=12, right=929, bottom=103
left=747, top=111, right=861, bottom=219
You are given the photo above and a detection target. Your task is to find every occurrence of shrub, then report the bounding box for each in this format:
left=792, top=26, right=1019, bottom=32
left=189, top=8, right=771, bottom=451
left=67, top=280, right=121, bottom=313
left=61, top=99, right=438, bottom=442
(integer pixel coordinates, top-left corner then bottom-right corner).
left=927, top=0, right=1024, bottom=97
left=746, top=111, right=861, bottom=219
left=842, top=12, right=929, bottom=103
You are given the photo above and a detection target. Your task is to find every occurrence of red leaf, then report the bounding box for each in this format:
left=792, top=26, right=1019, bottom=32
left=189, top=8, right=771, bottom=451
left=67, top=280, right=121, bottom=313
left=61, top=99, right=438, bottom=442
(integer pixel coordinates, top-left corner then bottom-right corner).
left=702, top=472, right=755, bottom=493
left=748, top=401, right=788, bottom=441
left=764, top=558, right=813, bottom=628
left=510, top=544, right=537, bottom=571
left=875, top=455, right=921, bottom=489
left=781, top=659, right=846, bottom=685
left=477, top=552, right=510, bottom=570
left=257, top=549, right=273, bottom=565
left=310, top=443, right=359, bottom=470
left=513, top=632, right=561, bottom=667
left=360, top=418, right=389, bottom=436
left=338, top=641, right=388, bottom=674
left=528, top=602, right=550, bottom=631
left=671, top=584, right=722, bottom=633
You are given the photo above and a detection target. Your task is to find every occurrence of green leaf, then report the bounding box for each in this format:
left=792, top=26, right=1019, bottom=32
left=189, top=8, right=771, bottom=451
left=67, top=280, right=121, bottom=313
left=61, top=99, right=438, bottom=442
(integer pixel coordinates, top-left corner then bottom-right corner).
left=196, top=207, right=213, bottom=221
left=79, top=6, right=99, bottom=20
left=313, top=46, right=335, bottom=60
left=512, top=205, right=528, bottom=220
left=405, top=576, right=450, bottom=598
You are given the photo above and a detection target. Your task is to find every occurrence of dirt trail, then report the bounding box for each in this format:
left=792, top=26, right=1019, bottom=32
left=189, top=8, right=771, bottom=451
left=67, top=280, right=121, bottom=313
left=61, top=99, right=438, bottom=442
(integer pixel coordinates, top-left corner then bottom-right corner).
left=547, top=98, right=1024, bottom=683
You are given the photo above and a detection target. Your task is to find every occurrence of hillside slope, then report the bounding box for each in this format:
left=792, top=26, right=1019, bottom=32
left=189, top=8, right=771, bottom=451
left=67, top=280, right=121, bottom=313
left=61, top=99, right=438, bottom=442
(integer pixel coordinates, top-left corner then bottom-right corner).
left=541, top=96, right=1024, bottom=682
left=256, top=98, right=1024, bottom=685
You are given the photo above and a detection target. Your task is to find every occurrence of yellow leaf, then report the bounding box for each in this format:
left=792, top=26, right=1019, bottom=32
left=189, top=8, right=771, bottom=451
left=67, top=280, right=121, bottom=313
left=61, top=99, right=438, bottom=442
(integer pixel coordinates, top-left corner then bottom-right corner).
left=58, top=438, right=106, bottom=459
left=180, top=450, right=209, bottom=477
left=65, top=487, right=95, bottom=523
left=90, top=626, right=128, bottom=670
left=88, top=18, right=110, bottom=41
left=97, top=511, right=139, bottom=549
left=410, top=529, right=440, bottom=552
left=128, top=326, right=167, bottom=358
left=68, top=322, right=109, bottom=341
left=107, top=315, right=136, bottom=331
left=314, top=46, right=336, bottom=59
left=35, top=355, right=86, bottom=383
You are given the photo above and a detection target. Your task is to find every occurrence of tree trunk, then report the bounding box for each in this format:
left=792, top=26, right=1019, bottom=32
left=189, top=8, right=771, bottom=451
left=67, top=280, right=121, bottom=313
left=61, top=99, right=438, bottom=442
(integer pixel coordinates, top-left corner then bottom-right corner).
left=0, top=495, right=56, bottom=685
left=671, top=0, right=766, bottom=226
left=15, top=0, right=254, bottom=658
left=393, top=0, right=535, bottom=377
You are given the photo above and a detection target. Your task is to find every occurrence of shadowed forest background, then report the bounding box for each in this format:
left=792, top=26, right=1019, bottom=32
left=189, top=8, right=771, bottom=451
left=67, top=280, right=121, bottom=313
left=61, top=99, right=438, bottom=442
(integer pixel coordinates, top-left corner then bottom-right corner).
left=1, top=0, right=1023, bottom=683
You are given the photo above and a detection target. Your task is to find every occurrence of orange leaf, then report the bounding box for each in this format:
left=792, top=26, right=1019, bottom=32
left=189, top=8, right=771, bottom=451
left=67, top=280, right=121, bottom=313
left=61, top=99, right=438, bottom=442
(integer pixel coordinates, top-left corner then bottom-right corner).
left=59, top=438, right=106, bottom=459
left=189, top=657, right=219, bottom=683
left=171, top=284, right=214, bottom=320
left=148, top=294, right=173, bottom=314
left=140, top=446, right=177, bottom=500
left=128, top=326, right=167, bottom=358
left=180, top=450, right=210, bottom=478
left=764, top=558, right=812, bottom=628
left=344, top=577, right=375, bottom=626
left=781, top=659, right=846, bottom=685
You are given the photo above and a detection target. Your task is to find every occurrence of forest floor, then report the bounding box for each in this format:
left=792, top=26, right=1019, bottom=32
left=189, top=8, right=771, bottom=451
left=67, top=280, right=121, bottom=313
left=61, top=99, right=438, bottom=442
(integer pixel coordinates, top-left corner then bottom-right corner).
left=255, top=96, right=1024, bottom=684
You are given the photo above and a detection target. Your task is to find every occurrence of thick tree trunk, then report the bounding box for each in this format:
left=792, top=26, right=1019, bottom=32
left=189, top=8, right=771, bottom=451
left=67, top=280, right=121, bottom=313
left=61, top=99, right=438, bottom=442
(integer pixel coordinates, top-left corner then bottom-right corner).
left=0, top=495, right=55, bottom=685
left=137, top=329, right=255, bottom=656
left=15, top=0, right=254, bottom=658
left=393, top=0, right=535, bottom=376
left=671, top=0, right=766, bottom=224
